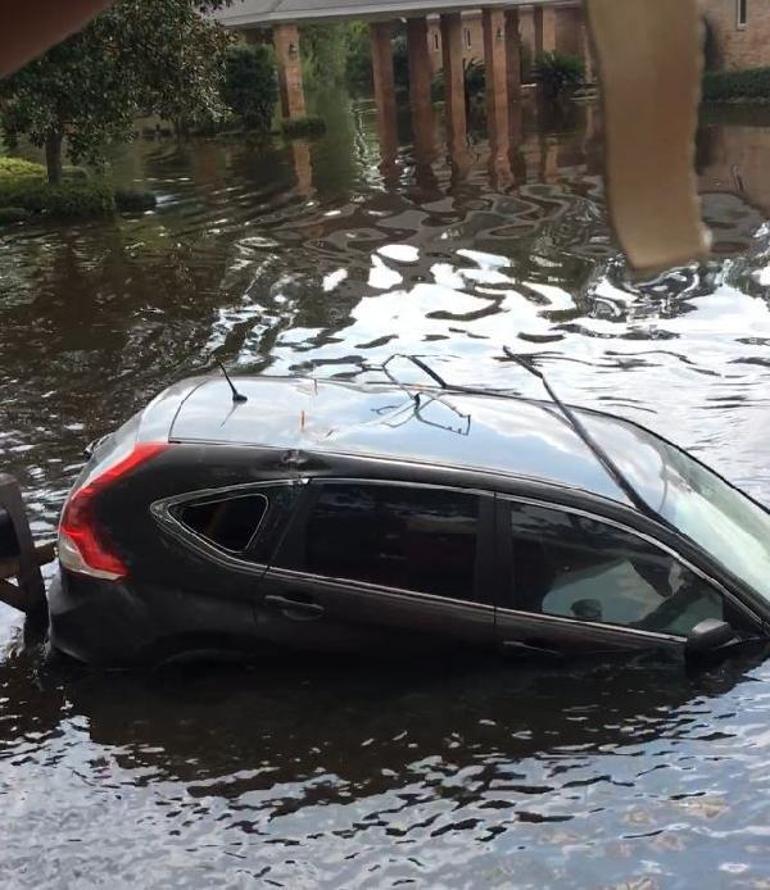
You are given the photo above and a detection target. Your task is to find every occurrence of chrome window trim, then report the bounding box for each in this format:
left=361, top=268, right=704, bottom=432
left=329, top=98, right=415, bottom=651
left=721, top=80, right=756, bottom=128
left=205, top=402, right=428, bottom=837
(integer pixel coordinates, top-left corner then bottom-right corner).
left=264, top=565, right=496, bottom=616
left=499, top=493, right=761, bottom=638
left=304, top=476, right=493, bottom=497
left=492, top=605, right=684, bottom=646
left=151, top=480, right=297, bottom=570
left=165, top=442, right=631, bottom=509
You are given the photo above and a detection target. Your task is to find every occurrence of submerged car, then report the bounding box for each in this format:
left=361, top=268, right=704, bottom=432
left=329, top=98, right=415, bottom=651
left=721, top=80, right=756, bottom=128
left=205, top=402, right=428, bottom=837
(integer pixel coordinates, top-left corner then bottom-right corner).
left=48, top=358, right=770, bottom=666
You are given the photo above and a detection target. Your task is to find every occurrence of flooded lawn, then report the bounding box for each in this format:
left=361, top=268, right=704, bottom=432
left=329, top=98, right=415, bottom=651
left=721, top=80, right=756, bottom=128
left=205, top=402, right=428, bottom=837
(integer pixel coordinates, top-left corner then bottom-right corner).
left=2, top=92, right=770, bottom=886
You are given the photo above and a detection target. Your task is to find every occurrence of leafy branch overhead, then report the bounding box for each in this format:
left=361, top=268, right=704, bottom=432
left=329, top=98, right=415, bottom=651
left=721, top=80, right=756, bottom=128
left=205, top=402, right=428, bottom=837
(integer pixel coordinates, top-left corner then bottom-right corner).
left=0, top=0, right=233, bottom=183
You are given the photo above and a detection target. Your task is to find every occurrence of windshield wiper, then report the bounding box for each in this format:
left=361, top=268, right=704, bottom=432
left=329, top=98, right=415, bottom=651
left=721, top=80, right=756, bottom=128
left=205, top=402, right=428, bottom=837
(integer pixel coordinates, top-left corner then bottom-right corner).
left=501, top=346, right=665, bottom=524
left=372, top=351, right=667, bottom=525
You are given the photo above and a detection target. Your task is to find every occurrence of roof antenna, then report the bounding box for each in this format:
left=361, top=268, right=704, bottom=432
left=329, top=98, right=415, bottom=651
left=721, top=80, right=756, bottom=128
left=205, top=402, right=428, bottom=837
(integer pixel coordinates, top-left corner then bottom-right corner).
left=215, top=359, right=247, bottom=403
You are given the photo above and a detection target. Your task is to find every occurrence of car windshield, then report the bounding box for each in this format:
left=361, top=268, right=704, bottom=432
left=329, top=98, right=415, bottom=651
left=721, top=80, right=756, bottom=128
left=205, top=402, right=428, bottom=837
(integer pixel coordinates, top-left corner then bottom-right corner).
left=582, top=412, right=770, bottom=604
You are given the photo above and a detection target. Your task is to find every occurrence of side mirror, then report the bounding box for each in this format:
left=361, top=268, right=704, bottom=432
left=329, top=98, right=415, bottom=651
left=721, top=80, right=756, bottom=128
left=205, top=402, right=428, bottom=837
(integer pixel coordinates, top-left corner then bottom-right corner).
left=685, top=618, right=740, bottom=660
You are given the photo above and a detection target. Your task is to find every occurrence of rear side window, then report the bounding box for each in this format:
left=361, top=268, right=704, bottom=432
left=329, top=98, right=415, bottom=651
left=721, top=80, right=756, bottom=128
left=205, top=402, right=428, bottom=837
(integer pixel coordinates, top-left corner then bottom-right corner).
left=279, top=482, right=480, bottom=600
left=172, top=494, right=267, bottom=553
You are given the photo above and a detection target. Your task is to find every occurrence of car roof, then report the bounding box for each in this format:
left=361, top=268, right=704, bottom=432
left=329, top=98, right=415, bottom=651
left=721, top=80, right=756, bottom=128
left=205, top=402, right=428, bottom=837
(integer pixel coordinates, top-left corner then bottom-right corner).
left=166, top=375, right=657, bottom=506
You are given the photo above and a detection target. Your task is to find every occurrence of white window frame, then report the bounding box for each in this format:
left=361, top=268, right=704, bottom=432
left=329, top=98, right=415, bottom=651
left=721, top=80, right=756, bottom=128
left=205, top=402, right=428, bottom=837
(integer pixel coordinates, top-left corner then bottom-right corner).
left=737, top=0, right=748, bottom=30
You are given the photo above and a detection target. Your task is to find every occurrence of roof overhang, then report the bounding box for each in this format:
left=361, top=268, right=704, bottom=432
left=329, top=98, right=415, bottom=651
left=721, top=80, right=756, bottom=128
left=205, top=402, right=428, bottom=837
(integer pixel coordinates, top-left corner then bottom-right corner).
left=212, top=0, right=563, bottom=28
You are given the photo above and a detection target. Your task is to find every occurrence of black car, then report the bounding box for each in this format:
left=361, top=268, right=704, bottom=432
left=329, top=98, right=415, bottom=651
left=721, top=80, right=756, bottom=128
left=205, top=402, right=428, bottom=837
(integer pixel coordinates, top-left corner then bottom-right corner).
left=48, top=360, right=770, bottom=666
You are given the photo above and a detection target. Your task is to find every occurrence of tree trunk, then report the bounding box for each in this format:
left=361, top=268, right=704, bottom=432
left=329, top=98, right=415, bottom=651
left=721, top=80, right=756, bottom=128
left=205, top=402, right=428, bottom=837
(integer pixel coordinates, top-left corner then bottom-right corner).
left=45, top=130, right=63, bottom=184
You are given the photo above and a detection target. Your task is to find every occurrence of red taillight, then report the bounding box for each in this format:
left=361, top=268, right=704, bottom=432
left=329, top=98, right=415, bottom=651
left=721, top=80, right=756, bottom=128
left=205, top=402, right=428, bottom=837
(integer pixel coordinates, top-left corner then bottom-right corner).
left=59, top=441, right=169, bottom=581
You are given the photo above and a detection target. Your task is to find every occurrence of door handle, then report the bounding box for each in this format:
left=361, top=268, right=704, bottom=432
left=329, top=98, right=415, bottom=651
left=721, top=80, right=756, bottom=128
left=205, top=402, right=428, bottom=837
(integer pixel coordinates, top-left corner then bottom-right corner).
left=502, top=639, right=562, bottom=658
left=264, top=594, right=325, bottom=619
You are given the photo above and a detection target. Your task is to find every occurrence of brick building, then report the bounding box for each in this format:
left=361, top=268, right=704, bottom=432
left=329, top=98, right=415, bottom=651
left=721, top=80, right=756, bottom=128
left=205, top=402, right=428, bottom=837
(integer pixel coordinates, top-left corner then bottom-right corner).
left=425, top=3, right=588, bottom=78
left=702, top=0, right=770, bottom=71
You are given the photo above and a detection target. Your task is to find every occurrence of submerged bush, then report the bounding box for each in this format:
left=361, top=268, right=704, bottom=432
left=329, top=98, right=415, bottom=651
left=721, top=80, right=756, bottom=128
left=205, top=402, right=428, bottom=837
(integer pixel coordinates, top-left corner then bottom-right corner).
left=281, top=115, right=326, bottom=138
left=703, top=67, right=770, bottom=101
left=0, top=154, right=155, bottom=220
left=0, top=177, right=115, bottom=217
left=115, top=188, right=157, bottom=212
left=0, top=206, right=32, bottom=224
left=222, top=43, right=278, bottom=131
left=533, top=51, right=584, bottom=97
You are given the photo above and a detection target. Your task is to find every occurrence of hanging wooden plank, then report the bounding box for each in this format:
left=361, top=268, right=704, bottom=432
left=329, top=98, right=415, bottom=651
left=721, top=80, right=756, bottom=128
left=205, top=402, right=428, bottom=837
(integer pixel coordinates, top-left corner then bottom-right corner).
left=586, top=0, right=710, bottom=274
left=0, top=541, right=56, bottom=582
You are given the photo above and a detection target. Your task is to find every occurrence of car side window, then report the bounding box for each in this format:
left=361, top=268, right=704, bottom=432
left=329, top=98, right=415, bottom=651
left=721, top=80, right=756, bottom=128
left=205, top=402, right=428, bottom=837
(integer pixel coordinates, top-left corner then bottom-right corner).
left=280, top=482, right=481, bottom=600
left=166, top=483, right=301, bottom=563
left=507, top=502, right=724, bottom=636
left=172, top=494, right=268, bottom=553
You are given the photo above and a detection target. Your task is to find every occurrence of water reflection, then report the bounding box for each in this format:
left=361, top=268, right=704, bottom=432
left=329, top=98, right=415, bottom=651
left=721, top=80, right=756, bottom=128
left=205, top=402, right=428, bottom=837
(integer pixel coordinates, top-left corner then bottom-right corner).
left=2, top=88, right=770, bottom=885
left=2, top=650, right=769, bottom=886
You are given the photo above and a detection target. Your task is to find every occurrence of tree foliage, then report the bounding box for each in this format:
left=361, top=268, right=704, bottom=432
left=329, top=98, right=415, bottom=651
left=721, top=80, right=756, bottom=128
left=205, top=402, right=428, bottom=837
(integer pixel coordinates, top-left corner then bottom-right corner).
left=344, top=23, right=373, bottom=91
left=222, top=43, right=277, bottom=131
left=0, top=0, right=232, bottom=182
left=300, top=24, right=351, bottom=87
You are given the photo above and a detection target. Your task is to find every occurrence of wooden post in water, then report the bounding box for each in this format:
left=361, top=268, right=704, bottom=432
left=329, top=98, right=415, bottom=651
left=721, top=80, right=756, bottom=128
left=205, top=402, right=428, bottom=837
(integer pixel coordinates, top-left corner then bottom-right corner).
left=0, top=474, right=51, bottom=640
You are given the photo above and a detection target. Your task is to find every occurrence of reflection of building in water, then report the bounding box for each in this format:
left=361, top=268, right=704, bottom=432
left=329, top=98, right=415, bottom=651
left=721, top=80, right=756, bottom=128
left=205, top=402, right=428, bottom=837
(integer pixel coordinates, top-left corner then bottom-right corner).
left=698, top=120, right=770, bottom=219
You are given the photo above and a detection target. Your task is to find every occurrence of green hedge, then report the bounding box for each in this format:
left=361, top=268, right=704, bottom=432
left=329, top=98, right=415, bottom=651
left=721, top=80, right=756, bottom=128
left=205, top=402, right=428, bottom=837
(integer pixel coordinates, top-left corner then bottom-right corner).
left=0, top=177, right=115, bottom=217
left=703, top=67, right=770, bottom=101
left=0, top=156, right=46, bottom=179
left=0, top=155, right=159, bottom=221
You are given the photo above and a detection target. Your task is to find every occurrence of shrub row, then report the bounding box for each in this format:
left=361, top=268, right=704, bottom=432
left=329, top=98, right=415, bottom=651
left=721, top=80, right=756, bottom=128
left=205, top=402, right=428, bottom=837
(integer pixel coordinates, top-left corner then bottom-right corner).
left=702, top=67, right=770, bottom=101
left=0, top=177, right=115, bottom=217
left=0, top=156, right=46, bottom=179
left=0, top=161, right=158, bottom=222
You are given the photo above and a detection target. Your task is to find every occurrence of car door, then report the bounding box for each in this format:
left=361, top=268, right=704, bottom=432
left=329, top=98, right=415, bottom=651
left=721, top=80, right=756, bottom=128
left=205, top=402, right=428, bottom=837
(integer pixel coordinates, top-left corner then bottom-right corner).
left=494, top=495, right=737, bottom=658
left=255, top=478, right=496, bottom=657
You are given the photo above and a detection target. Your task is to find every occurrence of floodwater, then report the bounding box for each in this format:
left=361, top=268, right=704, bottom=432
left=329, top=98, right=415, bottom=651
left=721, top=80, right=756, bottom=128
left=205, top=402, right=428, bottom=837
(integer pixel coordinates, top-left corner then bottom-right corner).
left=2, top=91, right=770, bottom=887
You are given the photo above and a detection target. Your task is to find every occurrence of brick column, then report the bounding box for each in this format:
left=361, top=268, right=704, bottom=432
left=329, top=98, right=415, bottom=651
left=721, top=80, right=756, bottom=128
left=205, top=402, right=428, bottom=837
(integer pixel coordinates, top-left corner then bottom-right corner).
left=505, top=8, right=522, bottom=102
left=407, top=17, right=435, bottom=160
left=505, top=9, right=524, bottom=182
left=540, top=136, right=559, bottom=183
left=482, top=9, right=509, bottom=151
left=534, top=6, right=556, bottom=57
left=273, top=23, right=306, bottom=119
left=440, top=12, right=467, bottom=154
left=581, top=20, right=595, bottom=84
left=291, top=141, right=312, bottom=196
left=370, top=22, right=398, bottom=167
